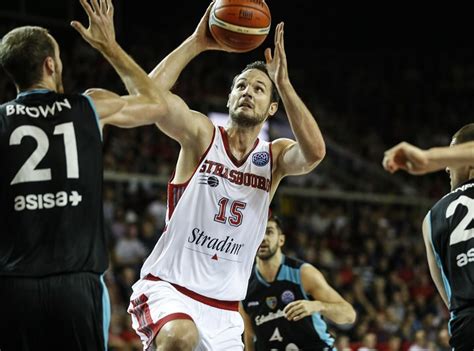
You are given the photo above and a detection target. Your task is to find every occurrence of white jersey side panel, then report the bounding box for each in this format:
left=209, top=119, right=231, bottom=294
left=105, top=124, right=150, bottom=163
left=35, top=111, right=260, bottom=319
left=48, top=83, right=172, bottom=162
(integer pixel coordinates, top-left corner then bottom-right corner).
left=140, top=126, right=272, bottom=301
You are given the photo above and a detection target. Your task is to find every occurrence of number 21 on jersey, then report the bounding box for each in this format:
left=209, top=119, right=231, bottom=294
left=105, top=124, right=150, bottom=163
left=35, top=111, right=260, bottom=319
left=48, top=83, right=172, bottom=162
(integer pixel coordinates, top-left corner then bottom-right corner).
left=446, top=195, right=474, bottom=267
left=9, top=122, right=79, bottom=185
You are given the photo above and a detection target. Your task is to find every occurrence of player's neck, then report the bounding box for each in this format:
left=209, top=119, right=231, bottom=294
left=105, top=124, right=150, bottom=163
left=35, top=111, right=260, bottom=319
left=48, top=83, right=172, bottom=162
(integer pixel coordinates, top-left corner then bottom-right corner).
left=25, top=81, right=56, bottom=93
left=225, top=124, right=261, bottom=157
left=257, top=251, right=283, bottom=282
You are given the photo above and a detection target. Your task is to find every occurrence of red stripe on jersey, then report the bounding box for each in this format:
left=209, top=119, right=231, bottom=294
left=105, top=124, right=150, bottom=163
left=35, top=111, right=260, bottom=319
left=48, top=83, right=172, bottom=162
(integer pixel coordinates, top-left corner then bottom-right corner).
left=167, top=183, right=185, bottom=221
left=269, top=140, right=273, bottom=191
left=167, top=127, right=216, bottom=220
left=144, top=274, right=239, bottom=311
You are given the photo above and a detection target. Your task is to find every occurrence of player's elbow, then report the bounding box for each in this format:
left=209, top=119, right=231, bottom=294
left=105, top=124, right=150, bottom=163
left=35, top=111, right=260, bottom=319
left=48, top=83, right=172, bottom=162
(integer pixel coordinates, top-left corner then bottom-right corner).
left=314, top=143, right=326, bottom=162
left=329, top=303, right=356, bottom=325
left=306, top=143, right=326, bottom=167
left=341, top=305, right=357, bottom=325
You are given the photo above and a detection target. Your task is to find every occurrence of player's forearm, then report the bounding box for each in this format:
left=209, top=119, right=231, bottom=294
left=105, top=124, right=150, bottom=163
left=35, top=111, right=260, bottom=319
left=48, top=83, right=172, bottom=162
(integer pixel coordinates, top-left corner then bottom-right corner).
left=426, top=142, right=474, bottom=171
left=317, top=301, right=356, bottom=325
left=148, top=36, right=204, bottom=91
left=278, top=81, right=325, bottom=164
left=101, top=42, right=163, bottom=102
left=243, top=334, right=256, bottom=351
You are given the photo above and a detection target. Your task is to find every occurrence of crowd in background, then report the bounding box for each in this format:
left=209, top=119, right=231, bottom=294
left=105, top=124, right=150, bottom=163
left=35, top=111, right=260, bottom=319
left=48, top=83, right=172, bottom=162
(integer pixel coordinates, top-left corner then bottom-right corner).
left=2, top=13, right=472, bottom=350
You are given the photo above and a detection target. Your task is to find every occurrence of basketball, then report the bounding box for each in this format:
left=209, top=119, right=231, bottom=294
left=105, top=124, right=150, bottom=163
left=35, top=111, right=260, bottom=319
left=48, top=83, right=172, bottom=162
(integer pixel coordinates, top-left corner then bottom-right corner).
left=209, top=0, right=271, bottom=53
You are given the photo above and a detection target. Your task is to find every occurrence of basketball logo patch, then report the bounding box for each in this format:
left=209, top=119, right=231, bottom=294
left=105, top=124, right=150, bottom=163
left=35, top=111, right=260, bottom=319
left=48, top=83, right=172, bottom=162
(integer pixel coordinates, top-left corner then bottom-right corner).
left=281, top=290, right=295, bottom=305
left=252, top=151, right=269, bottom=166
left=207, top=176, right=219, bottom=187
left=198, top=175, right=220, bottom=187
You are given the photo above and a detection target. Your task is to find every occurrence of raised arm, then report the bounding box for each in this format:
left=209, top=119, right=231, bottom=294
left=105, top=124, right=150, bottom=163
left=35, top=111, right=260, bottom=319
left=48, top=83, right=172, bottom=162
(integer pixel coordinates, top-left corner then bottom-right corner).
left=283, top=264, right=356, bottom=325
left=267, top=23, right=326, bottom=184
left=71, top=0, right=167, bottom=129
left=141, top=1, right=238, bottom=147
left=422, top=213, right=450, bottom=307
left=239, top=302, right=256, bottom=351
left=148, top=1, right=227, bottom=91
left=383, top=141, right=474, bottom=175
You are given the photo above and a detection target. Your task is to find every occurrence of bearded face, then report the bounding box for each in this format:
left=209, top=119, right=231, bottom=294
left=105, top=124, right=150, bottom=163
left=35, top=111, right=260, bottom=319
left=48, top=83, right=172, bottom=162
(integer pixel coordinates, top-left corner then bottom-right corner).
left=228, top=69, right=274, bottom=128
left=257, top=220, right=283, bottom=261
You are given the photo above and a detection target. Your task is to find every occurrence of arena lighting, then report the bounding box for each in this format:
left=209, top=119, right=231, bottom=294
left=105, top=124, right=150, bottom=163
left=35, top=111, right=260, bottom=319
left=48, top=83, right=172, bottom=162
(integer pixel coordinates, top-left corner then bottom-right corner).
left=208, top=111, right=270, bottom=141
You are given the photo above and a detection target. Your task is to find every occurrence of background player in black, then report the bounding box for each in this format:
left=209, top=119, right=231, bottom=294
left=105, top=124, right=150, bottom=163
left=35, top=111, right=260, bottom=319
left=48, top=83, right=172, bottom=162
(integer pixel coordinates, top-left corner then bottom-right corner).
left=0, top=0, right=167, bottom=350
left=240, top=214, right=356, bottom=351
left=421, top=123, right=474, bottom=350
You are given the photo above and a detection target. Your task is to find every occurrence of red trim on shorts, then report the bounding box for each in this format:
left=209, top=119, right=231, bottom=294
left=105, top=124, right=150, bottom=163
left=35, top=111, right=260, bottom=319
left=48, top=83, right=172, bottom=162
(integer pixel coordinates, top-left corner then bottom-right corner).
left=129, top=294, right=193, bottom=350
left=167, top=127, right=216, bottom=220
left=154, top=312, right=193, bottom=334
left=144, top=274, right=239, bottom=311
left=129, top=294, right=154, bottom=342
left=219, top=126, right=259, bottom=167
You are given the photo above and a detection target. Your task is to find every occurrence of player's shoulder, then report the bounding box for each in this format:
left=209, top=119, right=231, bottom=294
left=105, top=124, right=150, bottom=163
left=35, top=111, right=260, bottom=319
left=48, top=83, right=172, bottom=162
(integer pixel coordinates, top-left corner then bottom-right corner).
left=36, top=91, right=88, bottom=107
left=82, top=88, right=116, bottom=101
left=431, top=179, right=474, bottom=214
left=282, top=255, right=306, bottom=269
left=0, top=98, right=16, bottom=111
left=270, top=138, right=295, bottom=153
left=59, top=92, right=88, bottom=105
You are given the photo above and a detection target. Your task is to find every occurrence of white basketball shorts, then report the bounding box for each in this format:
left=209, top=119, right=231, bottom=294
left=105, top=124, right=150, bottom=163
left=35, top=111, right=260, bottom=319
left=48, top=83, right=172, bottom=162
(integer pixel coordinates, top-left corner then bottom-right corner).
left=127, top=275, right=244, bottom=351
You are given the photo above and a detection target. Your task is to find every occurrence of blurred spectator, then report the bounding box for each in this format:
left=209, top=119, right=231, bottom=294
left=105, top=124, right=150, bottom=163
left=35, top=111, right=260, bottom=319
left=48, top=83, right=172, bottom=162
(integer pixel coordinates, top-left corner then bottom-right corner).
left=334, top=335, right=352, bottom=351
left=436, top=328, right=450, bottom=351
left=408, top=330, right=430, bottom=351
left=114, top=222, right=147, bottom=269
left=357, top=333, right=378, bottom=351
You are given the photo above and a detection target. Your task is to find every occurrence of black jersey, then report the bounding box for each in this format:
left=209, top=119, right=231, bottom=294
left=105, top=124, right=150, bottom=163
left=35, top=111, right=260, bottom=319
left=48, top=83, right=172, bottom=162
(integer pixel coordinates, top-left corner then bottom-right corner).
left=242, top=255, right=334, bottom=351
left=0, top=90, right=107, bottom=277
left=428, top=179, right=474, bottom=317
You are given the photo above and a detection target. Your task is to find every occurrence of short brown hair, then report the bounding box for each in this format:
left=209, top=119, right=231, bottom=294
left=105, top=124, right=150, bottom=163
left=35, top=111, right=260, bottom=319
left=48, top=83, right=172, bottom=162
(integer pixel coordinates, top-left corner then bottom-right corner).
left=231, top=61, right=280, bottom=104
left=268, top=213, right=283, bottom=234
left=0, top=26, right=55, bottom=90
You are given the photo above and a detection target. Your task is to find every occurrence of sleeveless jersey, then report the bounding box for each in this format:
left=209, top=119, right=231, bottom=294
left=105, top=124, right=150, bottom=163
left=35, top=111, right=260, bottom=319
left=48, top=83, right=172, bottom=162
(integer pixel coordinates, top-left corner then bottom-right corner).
left=140, top=125, right=272, bottom=301
left=242, top=255, right=335, bottom=351
left=427, top=178, right=474, bottom=316
left=0, top=90, right=107, bottom=277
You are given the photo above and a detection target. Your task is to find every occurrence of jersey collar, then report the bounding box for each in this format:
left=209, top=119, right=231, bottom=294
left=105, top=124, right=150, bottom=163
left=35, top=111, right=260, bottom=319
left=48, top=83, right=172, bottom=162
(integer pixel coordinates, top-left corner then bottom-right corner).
left=17, top=89, right=53, bottom=98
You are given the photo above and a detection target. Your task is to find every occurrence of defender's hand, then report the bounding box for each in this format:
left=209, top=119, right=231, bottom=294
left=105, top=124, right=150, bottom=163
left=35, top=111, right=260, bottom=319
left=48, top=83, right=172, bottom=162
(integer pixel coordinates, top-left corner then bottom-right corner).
left=382, top=142, right=429, bottom=175
left=284, top=300, right=323, bottom=321
left=71, top=0, right=117, bottom=53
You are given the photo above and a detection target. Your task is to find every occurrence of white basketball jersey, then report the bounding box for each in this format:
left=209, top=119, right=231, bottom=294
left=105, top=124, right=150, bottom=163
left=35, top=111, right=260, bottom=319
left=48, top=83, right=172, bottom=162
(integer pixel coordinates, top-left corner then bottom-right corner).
left=140, top=126, right=272, bottom=301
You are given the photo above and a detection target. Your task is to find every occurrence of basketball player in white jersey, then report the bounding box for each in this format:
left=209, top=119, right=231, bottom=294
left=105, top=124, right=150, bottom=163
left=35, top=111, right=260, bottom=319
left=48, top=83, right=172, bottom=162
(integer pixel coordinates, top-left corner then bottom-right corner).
left=127, top=4, right=326, bottom=350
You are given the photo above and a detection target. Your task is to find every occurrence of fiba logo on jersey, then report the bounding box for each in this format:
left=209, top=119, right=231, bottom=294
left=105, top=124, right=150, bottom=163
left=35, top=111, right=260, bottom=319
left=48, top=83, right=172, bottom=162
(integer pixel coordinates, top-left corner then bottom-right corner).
left=281, top=290, right=295, bottom=304
left=252, top=151, right=269, bottom=166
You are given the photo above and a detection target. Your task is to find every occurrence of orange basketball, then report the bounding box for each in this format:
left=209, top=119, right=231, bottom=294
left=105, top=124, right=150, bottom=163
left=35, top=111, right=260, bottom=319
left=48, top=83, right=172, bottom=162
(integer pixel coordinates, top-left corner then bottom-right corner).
left=209, top=0, right=271, bottom=53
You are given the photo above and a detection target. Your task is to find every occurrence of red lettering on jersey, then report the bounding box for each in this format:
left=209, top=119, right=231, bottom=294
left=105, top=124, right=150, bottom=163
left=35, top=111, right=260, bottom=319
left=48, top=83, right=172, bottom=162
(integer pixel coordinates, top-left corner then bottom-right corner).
left=198, top=159, right=270, bottom=192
